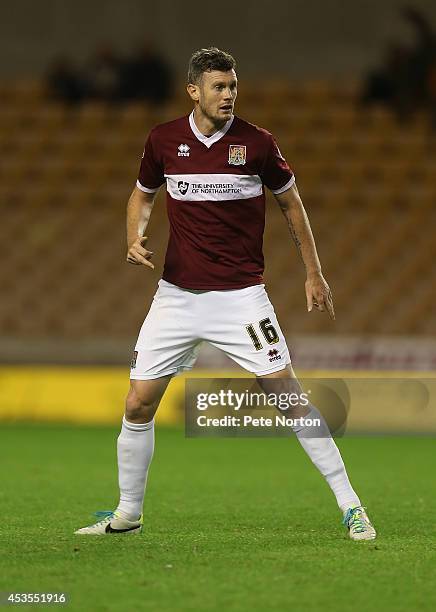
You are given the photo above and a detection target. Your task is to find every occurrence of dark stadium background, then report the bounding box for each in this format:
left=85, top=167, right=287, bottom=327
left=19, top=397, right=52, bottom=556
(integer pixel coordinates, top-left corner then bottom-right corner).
left=1, top=2, right=435, bottom=611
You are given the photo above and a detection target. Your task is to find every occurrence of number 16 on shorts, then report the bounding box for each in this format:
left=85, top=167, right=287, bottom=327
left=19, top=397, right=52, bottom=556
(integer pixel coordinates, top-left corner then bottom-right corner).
left=246, top=317, right=280, bottom=350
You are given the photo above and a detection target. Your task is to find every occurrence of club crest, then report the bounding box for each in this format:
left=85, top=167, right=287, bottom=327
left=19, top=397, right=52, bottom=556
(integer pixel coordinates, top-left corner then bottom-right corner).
left=228, top=145, right=246, bottom=166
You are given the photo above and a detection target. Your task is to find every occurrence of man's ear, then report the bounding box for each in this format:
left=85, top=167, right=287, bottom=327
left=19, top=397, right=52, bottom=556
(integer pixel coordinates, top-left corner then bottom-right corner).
left=187, top=83, right=200, bottom=102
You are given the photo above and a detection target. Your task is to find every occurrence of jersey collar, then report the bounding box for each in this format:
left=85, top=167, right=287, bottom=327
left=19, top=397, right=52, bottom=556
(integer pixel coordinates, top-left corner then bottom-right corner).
left=189, top=110, right=234, bottom=148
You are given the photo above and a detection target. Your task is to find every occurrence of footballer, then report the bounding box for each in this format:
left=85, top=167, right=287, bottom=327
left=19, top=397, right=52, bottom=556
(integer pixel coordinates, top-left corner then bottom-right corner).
left=76, top=48, right=376, bottom=540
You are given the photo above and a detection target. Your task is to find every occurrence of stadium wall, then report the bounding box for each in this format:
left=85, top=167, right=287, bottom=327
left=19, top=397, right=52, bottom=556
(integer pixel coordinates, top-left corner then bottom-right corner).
left=2, top=0, right=436, bottom=78
left=1, top=366, right=435, bottom=433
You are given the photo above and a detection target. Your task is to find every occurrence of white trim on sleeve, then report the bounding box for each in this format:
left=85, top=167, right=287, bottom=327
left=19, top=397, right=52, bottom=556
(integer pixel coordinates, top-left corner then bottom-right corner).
left=271, top=175, right=296, bottom=195
left=136, top=179, right=161, bottom=193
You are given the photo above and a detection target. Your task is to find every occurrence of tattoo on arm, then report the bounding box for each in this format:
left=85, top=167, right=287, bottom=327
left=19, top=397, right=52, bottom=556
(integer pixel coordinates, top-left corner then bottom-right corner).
left=288, top=219, right=302, bottom=257
left=278, top=201, right=303, bottom=257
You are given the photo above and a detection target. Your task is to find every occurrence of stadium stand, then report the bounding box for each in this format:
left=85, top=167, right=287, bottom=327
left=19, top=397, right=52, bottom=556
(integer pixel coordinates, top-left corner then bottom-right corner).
left=1, top=78, right=436, bottom=348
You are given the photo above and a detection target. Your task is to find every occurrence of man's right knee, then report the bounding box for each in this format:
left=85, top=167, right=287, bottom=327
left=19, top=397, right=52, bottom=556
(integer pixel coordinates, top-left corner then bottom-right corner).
left=125, top=377, right=171, bottom=423
left=125, top=389, right=155, bottom=423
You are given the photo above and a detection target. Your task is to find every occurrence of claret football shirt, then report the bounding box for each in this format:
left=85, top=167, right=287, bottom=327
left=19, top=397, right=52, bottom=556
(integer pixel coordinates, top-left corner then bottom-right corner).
left=136, top=111, right=294, bottom=290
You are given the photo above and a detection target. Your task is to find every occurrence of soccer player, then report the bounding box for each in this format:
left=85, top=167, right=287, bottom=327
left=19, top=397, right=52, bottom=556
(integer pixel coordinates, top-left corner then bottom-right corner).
left=76, top=48, right=376, bottom=540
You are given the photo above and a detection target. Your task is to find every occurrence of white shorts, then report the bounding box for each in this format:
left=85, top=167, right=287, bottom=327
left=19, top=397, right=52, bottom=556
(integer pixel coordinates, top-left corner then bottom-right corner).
left=130, top=279, right=291, bottom=379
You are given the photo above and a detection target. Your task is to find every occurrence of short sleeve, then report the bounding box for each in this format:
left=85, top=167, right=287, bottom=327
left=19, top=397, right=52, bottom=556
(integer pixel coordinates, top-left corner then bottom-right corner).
left=260, top=134, right=295, bottom=194
left=136, top=130, right=165, bottom=193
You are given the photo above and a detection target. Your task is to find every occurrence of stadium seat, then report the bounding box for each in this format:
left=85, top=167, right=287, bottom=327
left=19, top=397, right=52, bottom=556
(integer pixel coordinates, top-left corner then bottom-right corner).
left=1, top=77, right=436, bottom=338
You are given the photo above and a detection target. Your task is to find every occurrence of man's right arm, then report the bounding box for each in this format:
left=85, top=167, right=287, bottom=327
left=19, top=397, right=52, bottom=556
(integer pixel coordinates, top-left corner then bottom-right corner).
left=126, top=185, right=156, bottom=269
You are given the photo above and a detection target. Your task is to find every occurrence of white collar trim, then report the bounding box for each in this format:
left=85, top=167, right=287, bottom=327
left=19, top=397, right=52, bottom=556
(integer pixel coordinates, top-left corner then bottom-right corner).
left=189, top=111, right=234, bottom=148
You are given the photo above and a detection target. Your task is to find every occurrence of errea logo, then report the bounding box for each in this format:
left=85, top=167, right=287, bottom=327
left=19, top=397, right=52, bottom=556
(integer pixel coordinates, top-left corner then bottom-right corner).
left=178, top=144, right=190, bottom=157
left=268, top=348, right=281, bottom=363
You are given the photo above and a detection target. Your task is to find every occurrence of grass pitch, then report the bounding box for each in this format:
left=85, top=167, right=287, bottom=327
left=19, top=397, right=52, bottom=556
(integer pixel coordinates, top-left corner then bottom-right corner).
left=0, top=425, right=435, bottom=611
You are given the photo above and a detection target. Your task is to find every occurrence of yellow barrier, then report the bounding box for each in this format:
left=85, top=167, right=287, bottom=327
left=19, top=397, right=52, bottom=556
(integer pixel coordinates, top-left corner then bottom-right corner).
left=0, top=367, right=250, bottom=425
left=0, top=367, right=435, bottom=431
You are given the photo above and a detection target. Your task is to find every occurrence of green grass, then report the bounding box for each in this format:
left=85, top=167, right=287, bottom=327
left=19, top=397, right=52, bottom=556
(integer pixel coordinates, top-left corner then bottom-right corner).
left=0, top=425, right=435, bottom=611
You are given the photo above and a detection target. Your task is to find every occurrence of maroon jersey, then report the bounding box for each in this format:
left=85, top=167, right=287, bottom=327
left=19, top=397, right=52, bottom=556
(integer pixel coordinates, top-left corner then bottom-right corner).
left=137, top=112, right=294, bottom=290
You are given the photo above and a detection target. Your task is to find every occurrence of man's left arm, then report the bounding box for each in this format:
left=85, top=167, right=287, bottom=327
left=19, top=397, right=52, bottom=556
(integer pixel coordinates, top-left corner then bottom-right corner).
left=274, top=183, right=335, bottom=320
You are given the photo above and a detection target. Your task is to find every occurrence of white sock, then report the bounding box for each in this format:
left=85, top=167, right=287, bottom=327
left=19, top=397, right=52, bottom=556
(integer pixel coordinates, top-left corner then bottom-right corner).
left=116, top=416, right=155, bottom=520
left=293, top=405, right=361, bottom=511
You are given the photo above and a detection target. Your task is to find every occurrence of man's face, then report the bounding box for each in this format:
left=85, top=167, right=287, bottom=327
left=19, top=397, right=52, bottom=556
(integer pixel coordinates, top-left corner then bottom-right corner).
left=195, top=69, right=237, bottom=123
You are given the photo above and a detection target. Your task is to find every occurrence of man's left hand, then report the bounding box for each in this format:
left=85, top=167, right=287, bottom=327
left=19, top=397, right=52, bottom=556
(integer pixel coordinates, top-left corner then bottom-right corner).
left=305, top=273, right=335, bottom=320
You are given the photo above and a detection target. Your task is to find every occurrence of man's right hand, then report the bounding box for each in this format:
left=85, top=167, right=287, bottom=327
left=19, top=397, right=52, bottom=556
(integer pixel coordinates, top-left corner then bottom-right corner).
left=127, top=235, right=155, bottom=269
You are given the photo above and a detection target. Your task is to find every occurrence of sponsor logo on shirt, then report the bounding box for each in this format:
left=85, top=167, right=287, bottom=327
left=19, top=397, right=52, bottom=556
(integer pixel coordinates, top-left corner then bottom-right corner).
left=191, top=183, right=242, bottom=195
left=228, top=144, right=246, bottom=166
left=178, top=181, right=190, bottom=195
left=177, top=181, right=243, bottom=196
left=130, top=350, right=138, bottom=369
left=166, top=173, right=262, bottom=201
left=178, top=143, right=190, bottom=157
